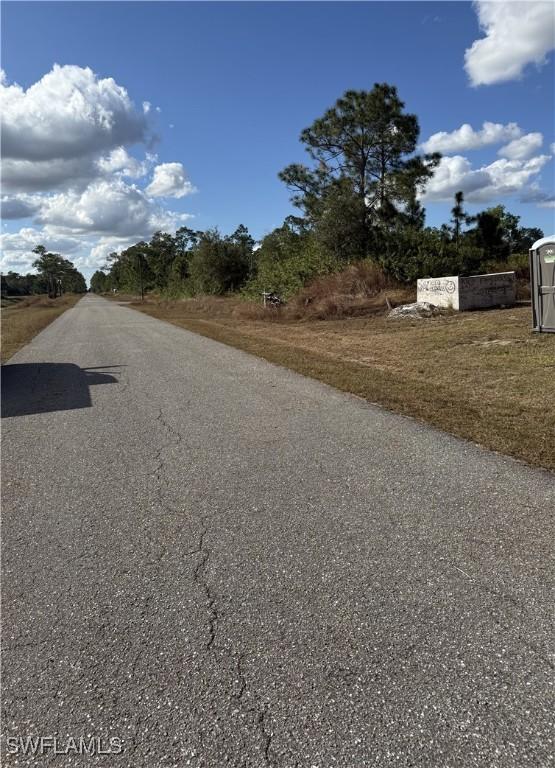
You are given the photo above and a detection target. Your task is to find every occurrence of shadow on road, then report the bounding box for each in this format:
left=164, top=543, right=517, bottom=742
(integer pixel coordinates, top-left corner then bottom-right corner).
left=1, top=363, right=121, bottom=418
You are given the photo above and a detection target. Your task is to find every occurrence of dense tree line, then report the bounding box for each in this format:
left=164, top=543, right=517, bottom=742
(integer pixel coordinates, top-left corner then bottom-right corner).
left=90, top=225, right=255, bottom=296
left=87, top=83, right=542, bottom=298
left=1, top=246, right=87, bottom=297
left=1, top=271, right=44, bottom=296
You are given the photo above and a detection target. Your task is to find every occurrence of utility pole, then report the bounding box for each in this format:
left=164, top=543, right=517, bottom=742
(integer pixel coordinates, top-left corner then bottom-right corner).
left=138, top=252, right=144, bottom=301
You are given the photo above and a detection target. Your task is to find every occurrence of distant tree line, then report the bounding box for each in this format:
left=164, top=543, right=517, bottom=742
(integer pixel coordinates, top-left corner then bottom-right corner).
left=90, top=225, right=256, bottom=296
left=1, top=246, right=87, bottom=297
left=65, top=83, right=547, bottom=299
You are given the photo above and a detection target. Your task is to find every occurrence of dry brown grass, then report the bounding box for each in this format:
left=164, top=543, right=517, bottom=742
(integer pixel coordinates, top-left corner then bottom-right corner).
left=127, top=292, right=554, bottom=471
left=285, top=261, right=412, bottom=320
left=1, top=294, right=81, bottom=362
left=234, top=262, right=413, bottom=321
left=111, top=263, right=414, bottom=323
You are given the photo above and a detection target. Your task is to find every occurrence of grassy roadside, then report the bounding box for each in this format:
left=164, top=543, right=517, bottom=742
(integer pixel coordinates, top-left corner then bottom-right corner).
left=1, top=294, right=82, bottom=363
left=113, top=294, right=554, bottom=471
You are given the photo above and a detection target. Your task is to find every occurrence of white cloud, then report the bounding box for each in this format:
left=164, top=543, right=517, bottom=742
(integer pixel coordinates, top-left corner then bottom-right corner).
left=0, top=227, right=84, bottom=271
left=423, top=155, right=491, bottom=201
left=145, top=163, right=196, bottom=198
left=421, top=120, right=553, bottom=207
left=422, top=152, right=551, bottom=203
left=421, top=121, right=521, bottom=154
left=0, top=66, right=196, bottom=277
left=96, top=147, right=148, bottom=178
left=0, top=65, right=150, bottom=194
left=1, top=175, right=194, bottom=276
left=465, top=1, right=555, bottom=86
left=37, top=178, right=191, bottom=237
left=1, top=64, right=146, bottom=161
left=498, top=132, right=544, bottom=161
left=485, top=154, right=551, bottom=194
left=88, top=237, right=143, bottom=267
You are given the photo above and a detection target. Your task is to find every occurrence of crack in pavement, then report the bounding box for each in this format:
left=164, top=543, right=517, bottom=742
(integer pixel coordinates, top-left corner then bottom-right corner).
left=257, top=704, right=275, bottom=767
left=191, top=528, right=218, bottom=650
left=148, top=405, right=277, bottom=765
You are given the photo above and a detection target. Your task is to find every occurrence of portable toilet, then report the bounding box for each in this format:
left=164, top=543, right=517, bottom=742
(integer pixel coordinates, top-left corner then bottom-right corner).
left=529, top=236, right=555, bottom=333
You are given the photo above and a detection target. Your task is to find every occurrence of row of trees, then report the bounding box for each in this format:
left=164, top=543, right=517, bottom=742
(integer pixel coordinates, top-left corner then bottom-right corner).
left=91, top=190, right=540, bottom=301
left=90, top=225, right=255, bottom=296
left=378, top=198, right=541, bottom=283
left=1, top=246, right=87, bottom=297
left=19, top=82, right=539, bottom=300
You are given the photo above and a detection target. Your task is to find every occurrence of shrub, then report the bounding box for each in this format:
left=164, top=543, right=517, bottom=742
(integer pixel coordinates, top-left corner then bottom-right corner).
left=188, top=231, right=250, bottom=295
left=486, top=252, right=530, bottom=299
left=379, top=228, right=487, bottom=283
left=245, top=228, right=338, bottom=300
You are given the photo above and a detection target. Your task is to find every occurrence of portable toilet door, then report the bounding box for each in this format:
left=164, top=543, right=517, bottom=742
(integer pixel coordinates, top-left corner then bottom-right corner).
left=529, top=236, right=555, bottom=333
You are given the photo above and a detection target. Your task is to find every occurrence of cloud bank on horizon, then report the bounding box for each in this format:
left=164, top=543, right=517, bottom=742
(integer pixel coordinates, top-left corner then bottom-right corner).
left=0, top=64, right=195, bottom=274
left=420, top=120, right=553, bottom=206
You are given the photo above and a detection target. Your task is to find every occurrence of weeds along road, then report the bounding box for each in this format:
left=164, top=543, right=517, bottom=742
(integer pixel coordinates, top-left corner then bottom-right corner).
left=2, top=294, right=554, bottom=768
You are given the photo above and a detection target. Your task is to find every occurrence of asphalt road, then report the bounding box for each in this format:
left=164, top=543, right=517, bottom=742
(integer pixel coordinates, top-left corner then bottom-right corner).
left=2, top=294, right=554, bottom=768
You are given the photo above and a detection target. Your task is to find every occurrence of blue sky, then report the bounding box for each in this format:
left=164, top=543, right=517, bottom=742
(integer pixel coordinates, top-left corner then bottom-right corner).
left=1, top=1, right=554, bottom=279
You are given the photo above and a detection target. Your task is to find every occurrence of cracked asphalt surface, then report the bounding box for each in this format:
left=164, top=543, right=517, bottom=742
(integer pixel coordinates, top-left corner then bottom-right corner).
left=2, top=294, right=554, bottom=767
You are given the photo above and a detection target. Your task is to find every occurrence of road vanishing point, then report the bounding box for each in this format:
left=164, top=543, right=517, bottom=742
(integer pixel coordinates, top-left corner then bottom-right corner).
left=2, top=295, right=554, bottom=767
